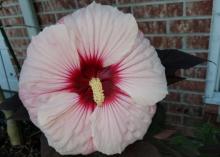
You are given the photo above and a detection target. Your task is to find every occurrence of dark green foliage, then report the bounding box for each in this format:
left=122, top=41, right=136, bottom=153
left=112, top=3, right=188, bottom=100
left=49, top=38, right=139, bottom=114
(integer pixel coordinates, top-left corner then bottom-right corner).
left=151, top=122, right=220, bottom=157
left=194, top=123, right=220, bottom=145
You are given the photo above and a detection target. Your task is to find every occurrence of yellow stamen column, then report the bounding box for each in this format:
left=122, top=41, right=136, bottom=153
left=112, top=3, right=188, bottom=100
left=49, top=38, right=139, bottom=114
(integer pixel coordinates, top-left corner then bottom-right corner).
left=89, top=78, right=105, bottom=106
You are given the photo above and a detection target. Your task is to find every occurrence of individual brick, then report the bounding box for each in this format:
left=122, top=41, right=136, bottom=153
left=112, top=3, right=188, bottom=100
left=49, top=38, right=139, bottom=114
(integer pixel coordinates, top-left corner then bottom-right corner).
left=0, top=5, right=21, bottom=16
left=1, top=17, right=24, bottom=25
left=78, top=0, right=116, bottom=7
left=169, top=80, right=205, bottom=92
left=148, top=36, right=182, bottom=49
left=183, top=116, right=203, bottom=127
left=52, top=0, right=77, bottom=10
left=117, top=0, right=131, bottom=4
left=182, top=67, right=207, bottom=79
left=55, top=12, right=70, bottom=21
left=138, top=21, right=166, bottom=34
left=166, top=36, right=182, bottom=49
left=165, top=92, right=181, bottom=102
left=166, top=114, right=182, bottom=125
left=184, top=106, right=203, bottom=117
left=186, top=36, right=209, bottom=49
left=133, top=3, right=182, bottom=18
left=14, top=49, right=27, bottom=58
left=167, top=3, right=183, bottom=17
left=148, top=37, right=165, bottom=48
left=34, top=0, right=77, bottom=13
left=38, top=14, right=56, bottom=26
left=133, top=4, right=167, bottom=18
left=167, top=103, right=203, bottom=118
left=34, top=1, right=55, bottom=13
left=167, top=103, right=185, bottom=114
left=204, top=105, right=218, bottom=114
left=170, top=19, right=211, bottom=33
left=171, top=125, right=195, bottom=137
left=1, top=0, right=18, bottom=5
left=186, top=0, right=213, bottom=16
left=5, top=28, right=28, bottom=37
left=203, top=105, right=219, bottom=124
left=182, top=93, right=204, bottom=105
left=9, top=38, right=30, bottom=49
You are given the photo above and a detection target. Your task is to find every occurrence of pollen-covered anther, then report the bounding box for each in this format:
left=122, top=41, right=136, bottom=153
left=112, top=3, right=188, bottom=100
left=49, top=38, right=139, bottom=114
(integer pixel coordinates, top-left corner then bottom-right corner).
left=89, top=77, right=105, bottom=106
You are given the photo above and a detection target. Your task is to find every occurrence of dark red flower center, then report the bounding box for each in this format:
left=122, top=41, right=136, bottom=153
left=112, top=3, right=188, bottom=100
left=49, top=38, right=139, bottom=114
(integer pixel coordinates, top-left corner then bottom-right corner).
left=67, top=54, right=121, bottom=111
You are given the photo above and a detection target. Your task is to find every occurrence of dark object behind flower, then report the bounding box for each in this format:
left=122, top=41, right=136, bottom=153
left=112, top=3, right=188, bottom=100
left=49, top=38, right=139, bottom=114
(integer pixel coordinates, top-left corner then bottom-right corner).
left=156, top=49, right=206, bottom=85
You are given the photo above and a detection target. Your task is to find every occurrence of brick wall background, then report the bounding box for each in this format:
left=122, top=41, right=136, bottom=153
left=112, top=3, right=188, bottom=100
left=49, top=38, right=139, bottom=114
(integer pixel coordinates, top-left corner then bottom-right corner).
left=0, top=0, right=217, bottom=131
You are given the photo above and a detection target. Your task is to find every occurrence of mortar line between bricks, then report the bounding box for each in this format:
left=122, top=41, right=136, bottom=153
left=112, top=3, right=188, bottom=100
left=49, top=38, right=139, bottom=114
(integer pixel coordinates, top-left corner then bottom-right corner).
left=165, top=123, right=196, bottom=130
left=180, top=84, right=184, bottom=103
left=166, top=112, right=203, bottom=118
left=195, top=65, right=207, bottom=68
left=0, top=14, right=22, bottom=19
left=144, top=33, right=210, bottom=37
left=181, top=115, right=184, bottom=125
left=0, top=2, right=19, bottom=8
left=165, top=123, right=185, bottom=128
left=183, top=0, right=186, bottom=16
left=136, top=16, right=211, bottom=22
left=118, top=0, right=183, bottom=7
left=37, top=9, right=76, bottom=15
left=116, top=0, right=204, bottom=7
left=3, top=27, right=27, bottom=30
left=162, top=99, right=205, bottom=107
left=185, top=78, right=205, bottom=82
left=182, top=37, right=187, bottom=49
left=8, top=37, right=29, bottom=40
left=168, top=89, right=204, bottom=95
left=162, top=100, right=205, bottom=107
left=166, top=112, right=203, bottom=120
left=166, top=21, right=170, bottom=34
left=2, top=25, right=35, bottom=29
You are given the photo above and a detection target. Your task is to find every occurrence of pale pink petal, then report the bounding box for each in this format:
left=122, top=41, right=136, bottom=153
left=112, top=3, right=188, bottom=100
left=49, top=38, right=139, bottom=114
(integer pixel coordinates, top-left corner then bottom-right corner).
left=91, top=93, right=155, bottom=155
left=19, top=24, right=79, bottom=124
left=62, top=2, right=138, bottom=66
left=117, top=32, right=168, bottom=106
left=38, top=92, right=95, bottom=155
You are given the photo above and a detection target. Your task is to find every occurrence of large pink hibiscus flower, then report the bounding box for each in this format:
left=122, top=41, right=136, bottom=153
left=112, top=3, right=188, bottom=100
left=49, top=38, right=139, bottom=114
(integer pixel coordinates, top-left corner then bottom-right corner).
left=19, top=2, right=168, bottom=155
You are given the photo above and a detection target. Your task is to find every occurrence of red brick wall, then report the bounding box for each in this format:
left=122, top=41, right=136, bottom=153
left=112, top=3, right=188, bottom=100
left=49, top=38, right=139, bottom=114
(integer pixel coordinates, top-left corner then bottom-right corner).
left=0, top=0, right=217, bottom=130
